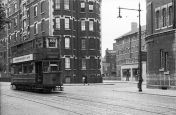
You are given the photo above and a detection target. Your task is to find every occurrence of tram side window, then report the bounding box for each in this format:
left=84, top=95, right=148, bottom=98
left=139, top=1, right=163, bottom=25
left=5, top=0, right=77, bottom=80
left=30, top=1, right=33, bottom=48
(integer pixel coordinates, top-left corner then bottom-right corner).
left=18, top=65, right=22, bottom=74
left=23, top=63, right=28, bottom=73
left=29, top=62, right=34, bottom=73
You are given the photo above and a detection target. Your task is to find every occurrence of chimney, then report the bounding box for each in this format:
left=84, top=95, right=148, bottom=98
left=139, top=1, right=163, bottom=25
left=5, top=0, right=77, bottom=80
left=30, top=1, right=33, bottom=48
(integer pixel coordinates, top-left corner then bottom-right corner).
left=131, top=22, right=138, bottom=32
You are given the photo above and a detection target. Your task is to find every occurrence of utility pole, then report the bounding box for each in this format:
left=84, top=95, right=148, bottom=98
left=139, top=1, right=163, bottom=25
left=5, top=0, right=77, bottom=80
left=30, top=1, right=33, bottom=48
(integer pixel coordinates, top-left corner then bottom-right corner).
left=118, top=3, right=143, bottom=92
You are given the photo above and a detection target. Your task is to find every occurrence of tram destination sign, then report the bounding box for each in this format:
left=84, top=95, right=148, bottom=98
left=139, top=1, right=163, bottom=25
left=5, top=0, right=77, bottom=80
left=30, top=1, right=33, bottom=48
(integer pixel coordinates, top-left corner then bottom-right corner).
left=12, top=54, right=33, bottom=63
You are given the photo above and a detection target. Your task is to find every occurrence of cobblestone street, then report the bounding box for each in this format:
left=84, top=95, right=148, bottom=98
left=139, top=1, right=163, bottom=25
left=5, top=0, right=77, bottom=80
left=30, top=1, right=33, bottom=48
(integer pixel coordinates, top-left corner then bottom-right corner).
left=1, top=81, right=176, bottom=115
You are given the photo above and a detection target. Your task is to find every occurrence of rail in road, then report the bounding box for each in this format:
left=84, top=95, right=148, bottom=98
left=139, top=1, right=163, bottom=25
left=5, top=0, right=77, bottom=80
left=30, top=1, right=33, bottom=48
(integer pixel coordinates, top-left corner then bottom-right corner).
left=1, top=86, right=176, bottom=115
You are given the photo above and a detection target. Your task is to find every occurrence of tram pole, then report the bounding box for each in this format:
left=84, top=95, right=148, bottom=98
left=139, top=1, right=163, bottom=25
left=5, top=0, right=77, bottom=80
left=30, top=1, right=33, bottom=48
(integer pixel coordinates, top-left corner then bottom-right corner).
left=118, top=2, right=143, bottom=92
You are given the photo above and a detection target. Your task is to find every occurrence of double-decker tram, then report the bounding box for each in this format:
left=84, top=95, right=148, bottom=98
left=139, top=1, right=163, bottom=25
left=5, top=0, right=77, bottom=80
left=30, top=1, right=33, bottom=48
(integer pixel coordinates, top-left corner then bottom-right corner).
left=10, top=37, right=63, bottom=92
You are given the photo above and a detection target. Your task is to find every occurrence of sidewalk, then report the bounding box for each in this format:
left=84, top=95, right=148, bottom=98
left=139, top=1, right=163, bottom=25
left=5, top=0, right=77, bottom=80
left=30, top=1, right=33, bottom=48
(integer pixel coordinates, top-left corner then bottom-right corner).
left=104, top=80, right=176, bottom=97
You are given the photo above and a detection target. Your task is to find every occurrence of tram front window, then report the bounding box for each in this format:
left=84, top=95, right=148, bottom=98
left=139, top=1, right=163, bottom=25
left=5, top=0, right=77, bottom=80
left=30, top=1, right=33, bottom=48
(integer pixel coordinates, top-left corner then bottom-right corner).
left=43, top=61, right=59, bottom=72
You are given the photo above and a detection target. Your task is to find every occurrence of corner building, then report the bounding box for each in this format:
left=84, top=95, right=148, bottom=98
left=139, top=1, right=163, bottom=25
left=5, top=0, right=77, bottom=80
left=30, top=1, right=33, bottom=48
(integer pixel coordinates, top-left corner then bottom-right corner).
left=4, top=0, right=102, bottom=83
left=146, top=0, right=176, bottom=88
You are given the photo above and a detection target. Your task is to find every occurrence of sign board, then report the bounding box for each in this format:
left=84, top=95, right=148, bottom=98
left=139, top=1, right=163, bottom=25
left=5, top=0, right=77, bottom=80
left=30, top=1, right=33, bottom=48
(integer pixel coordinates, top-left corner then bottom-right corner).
left=13, top=54, right=33, bottom=63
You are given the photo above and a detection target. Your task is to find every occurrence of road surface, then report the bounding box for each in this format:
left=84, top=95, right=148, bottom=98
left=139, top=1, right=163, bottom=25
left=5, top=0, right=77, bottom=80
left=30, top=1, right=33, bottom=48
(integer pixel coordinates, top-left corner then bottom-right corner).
left=1, top=82, right=176, bottom=115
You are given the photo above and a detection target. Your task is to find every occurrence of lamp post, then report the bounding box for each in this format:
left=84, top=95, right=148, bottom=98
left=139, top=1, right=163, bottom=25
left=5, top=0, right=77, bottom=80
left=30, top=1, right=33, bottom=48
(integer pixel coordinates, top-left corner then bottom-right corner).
left=118, top=3, right=143, bottom=92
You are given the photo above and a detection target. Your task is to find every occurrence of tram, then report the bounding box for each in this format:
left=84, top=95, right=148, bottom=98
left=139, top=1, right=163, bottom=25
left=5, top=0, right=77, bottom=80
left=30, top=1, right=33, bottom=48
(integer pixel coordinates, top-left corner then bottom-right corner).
left=10, top=37, right=63, bottom=92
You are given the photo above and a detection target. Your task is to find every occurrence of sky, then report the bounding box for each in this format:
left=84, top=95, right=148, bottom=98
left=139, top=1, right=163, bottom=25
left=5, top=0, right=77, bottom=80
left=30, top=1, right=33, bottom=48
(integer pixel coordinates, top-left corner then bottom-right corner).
left=101, top=0, right=146, bottom=57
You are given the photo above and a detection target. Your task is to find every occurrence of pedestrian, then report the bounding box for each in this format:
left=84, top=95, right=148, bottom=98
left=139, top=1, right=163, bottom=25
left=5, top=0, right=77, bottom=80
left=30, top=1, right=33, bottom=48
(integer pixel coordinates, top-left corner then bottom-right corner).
left=82, top=76, right=85, bottom=85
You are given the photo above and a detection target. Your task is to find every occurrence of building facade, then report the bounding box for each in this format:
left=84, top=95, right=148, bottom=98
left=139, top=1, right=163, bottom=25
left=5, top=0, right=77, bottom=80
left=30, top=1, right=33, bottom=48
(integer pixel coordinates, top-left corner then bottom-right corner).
left=102, top=48, right=116, bottom=79
left=0, top=0, right=102, bottom=83
left=146, top=0, right=176, bottom=88
left=0, top=0, right=8, bottom=78
left=114, top=23, right=147, bottom=82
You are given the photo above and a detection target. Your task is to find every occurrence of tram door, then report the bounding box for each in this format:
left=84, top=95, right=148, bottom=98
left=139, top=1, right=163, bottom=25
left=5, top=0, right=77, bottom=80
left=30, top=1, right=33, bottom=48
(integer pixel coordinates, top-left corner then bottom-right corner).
left=36, top=62, right=43, bottom=83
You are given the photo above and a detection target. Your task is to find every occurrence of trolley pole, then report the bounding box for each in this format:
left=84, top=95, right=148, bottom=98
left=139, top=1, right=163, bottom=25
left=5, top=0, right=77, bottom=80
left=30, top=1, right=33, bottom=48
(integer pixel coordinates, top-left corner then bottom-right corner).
left=118, top=3, right=143, bottom=92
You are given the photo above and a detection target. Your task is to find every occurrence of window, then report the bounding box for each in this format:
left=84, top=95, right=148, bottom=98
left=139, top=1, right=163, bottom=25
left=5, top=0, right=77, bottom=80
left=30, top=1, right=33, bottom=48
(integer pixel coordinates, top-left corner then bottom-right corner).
left=169, top=6, right=173, bottom=25
left=65, top=18, right=70, bottom=29
left=14, top=17, right=17, bottom=27
left=89, top=38, right=95, bottom=49
left=64, top=0, right=69, bottom=10
left=34, top=22, right=38, bottom=34
left=155, top=10, right=159, bottom=29
left=165, top=52, right=168, bottom=71
left=65, top=37, right=70, bottom=49
left=160, top=49, right=164, bottom=68
left=82, top=58, right=86, bottom=69
left=41, top=1, right=45, bottom=13
left=80, top=2, right=85, bottom=12
left=27, top=9, right=30, bottom=18
left=89, top=1, right=93, bottom=12
left=14, top=3, right=17, bottom=12
left=81, top=39, right=86, bottom=49
left=81, top=20, right=85, bottom=31
left=55, top=0, right=60, bottom=9
left=23, top=19, right=26, bottom=30
left=41, top=19, right=44, bottom=32
left=34, top=5, right=37, bottom=17
left=14, top=32, right=17, bottom=41
left=89, top=20, right=94, bottom=31
left=48, top=38, right=57, bottom=48
left=162, top=8, right=166, bottom=27
left=65, top=58, right=70, bottom=69
left=55, top=17, right=60, bottom=29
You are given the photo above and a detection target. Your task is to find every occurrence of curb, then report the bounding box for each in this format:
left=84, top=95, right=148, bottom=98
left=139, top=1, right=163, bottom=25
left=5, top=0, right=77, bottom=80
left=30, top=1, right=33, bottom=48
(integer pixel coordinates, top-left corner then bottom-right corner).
left=113, top=89, right=176, bottom=97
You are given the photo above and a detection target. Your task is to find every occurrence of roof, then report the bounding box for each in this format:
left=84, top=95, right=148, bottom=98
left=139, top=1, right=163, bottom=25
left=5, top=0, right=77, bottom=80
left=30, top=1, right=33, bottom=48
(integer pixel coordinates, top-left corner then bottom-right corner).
left=115, top=25, right=146, bottom=40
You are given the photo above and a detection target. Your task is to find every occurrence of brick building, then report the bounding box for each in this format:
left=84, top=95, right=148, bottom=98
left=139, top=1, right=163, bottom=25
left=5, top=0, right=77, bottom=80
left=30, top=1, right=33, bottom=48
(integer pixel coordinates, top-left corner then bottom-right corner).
left=0, top=0, right=102, bottom=83
left=114, top=23, right=147, bottom=81
left=0, top=0, right=8, bottom=78
left=102, top=48, right=116, bottom=79
left=146, top=0, right=176, bottom=88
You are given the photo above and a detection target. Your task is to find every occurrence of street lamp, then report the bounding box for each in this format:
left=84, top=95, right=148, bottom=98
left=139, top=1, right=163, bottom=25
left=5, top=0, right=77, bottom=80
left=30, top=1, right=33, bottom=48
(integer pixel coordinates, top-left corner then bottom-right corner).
left=118, top=3, right=143, bottom=92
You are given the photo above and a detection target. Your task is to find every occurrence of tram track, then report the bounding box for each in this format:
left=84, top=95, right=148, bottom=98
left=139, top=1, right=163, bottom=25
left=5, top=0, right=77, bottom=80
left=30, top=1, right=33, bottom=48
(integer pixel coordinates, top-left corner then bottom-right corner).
left=2, top=89, right=176, bottom=115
